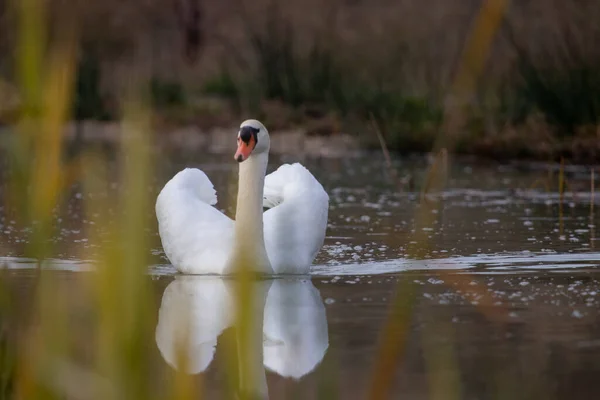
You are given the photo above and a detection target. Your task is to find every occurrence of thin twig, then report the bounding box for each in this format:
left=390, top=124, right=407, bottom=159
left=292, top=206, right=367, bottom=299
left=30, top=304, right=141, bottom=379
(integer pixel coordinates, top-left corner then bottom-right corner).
left=369, top=113, right=393, bottom=169
left=367, top=2, right=508, bottom=399
left=591, top=167, right=595, bottom=215
left=559, top=157, right=565, bottom=236
left=369, top=113, right=407, bottom=190
left=591, top=168, right=595, bottom=249
left=421, top=148, right=448, bottom=201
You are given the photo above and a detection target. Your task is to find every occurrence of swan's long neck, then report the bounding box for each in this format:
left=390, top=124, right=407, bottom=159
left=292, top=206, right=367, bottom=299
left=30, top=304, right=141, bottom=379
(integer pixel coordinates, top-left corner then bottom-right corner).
left=230, top=152, right=273, bottom=273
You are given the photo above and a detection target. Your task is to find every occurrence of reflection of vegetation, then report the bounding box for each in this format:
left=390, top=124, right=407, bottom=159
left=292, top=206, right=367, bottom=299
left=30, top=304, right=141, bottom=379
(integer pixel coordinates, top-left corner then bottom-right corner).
left=0, top=326, right=13, bottom=400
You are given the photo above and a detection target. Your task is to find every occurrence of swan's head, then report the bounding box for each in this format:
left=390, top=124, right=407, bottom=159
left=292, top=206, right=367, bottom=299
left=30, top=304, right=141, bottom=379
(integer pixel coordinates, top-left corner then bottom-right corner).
left=235, top=119, right=270, bottom=162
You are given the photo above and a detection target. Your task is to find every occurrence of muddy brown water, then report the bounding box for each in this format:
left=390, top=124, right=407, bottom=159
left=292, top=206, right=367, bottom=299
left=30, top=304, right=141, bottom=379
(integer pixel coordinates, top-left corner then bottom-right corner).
left=1, top=152, right=600, bottom=399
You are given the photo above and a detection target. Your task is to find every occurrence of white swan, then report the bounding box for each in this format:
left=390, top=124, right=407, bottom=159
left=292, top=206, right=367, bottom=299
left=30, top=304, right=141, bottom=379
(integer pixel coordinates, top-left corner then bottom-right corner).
left=156, top=119, right=329, bottom=275
left=155, top=276, right=329, bottom=394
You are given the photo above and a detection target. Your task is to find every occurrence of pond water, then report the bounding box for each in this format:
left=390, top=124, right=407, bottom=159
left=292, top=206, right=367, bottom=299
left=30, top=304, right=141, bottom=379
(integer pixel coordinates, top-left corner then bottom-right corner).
left=1, top=151, right=599, bottom=399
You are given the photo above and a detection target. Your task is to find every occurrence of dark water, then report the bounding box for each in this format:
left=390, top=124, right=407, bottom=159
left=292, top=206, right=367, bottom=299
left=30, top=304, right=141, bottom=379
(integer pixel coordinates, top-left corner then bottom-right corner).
left=1, top=152, right=600, bottom=399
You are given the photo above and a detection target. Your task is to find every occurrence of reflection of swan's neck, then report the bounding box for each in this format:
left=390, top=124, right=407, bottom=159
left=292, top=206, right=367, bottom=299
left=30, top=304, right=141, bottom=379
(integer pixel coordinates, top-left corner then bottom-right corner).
left=231, top=151, right=272, bottom=273
left=236, top=280, right=272, bottom=400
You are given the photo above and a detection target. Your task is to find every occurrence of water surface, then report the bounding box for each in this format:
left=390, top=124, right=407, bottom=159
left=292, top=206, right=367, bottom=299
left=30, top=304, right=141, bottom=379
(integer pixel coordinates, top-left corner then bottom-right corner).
left=1, top=152, right=599, bottom=399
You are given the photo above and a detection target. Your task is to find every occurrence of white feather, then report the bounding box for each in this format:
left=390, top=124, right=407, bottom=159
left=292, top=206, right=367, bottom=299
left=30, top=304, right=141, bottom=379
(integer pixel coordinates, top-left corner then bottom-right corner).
left=155, top=121, right=329, bottom=275
left=156, top=168, right=234, bottom=274
left=263, top=163, right=329, bottom=274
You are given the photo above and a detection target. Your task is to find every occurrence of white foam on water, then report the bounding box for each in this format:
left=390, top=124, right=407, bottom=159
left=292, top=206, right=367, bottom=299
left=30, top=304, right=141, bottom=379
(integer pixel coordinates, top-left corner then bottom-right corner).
left=2, top=251, right=600, bottom=277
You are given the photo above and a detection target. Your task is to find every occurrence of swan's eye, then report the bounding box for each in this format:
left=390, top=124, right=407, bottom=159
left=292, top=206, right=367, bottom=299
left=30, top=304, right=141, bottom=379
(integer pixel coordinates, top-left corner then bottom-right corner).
left=239, top=126, right=259, bottom=147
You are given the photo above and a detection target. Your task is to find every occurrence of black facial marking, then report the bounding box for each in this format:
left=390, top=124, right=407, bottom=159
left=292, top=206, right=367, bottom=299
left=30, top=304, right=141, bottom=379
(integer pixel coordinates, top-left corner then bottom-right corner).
left=239, top=126, right=259, bottom=145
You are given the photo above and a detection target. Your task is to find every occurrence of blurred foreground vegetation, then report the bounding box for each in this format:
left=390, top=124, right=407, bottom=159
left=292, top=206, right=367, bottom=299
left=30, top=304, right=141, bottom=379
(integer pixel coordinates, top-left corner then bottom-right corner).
left=0, top=0, right=599, bottom=162
left=0, top=0, right=598, bottom=399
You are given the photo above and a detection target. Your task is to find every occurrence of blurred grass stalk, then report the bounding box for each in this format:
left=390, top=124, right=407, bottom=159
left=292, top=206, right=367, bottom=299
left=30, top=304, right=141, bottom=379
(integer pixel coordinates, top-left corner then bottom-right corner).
left=421, top=316, right=462, bottom=400
left=83, top=96, right=157, bottom=400
left=368, top=1, right=510, bottom=399
left=10, top=0, right=80, bottom=398
left=6, top=0, right=197, bottom=397
left=6, top=0, right=266, bottom=393
left=439, top=0, right=509, bottom=151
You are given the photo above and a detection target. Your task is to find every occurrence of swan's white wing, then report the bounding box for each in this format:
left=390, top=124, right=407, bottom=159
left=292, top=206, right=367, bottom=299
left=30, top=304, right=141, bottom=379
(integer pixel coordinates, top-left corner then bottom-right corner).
left=263, top=163, right=329, bottom=274
left=155, top=276, right=233, bottom=374
left=156, top=168, right=234, bottom=274
left=263, top=279, right=328, bottom=379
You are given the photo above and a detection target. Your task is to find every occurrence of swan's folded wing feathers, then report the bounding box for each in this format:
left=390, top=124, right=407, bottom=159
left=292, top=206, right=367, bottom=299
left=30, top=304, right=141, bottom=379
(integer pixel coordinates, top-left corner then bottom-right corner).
left=263, top=186, right=283, bottom=209
left=156, top=168, right=233, bottom=274
left=262, top=165, right=292, bottom=209
left=178, top=168, right=218, bottom=205
left=264, top=163, right=327, bottom=201
left=263, top=163, right=329, bottom=274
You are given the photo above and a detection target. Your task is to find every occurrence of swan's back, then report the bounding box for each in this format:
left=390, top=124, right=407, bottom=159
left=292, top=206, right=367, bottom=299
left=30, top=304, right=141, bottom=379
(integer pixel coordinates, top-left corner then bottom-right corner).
left=156, top=168, right=234, bottom=274
left=263, top=163, right=329, bottom=273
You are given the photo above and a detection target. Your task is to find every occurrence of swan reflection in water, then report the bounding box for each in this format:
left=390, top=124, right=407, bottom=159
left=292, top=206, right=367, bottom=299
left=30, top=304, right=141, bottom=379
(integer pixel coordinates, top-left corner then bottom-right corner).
left=155, top=276, right=329, bottom=389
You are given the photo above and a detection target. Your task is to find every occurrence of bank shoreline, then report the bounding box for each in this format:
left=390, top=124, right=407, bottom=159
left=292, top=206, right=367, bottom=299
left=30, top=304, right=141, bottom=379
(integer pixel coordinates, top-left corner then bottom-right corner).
left=1, top=120, right=598, bottom=166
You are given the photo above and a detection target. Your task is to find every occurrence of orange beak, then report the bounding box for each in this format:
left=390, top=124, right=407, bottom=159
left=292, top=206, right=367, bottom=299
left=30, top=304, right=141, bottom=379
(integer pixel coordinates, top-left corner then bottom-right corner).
left=234, top=136, right=256, bottom=162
